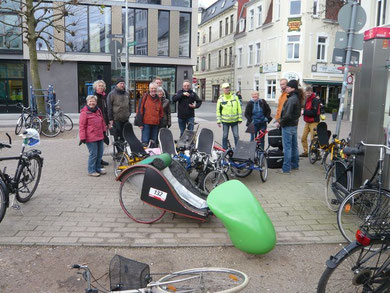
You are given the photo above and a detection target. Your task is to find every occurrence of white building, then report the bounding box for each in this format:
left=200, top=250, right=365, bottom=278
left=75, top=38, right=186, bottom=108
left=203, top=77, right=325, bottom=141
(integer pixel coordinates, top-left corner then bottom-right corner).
left=235, top=0, right=344, bottom=110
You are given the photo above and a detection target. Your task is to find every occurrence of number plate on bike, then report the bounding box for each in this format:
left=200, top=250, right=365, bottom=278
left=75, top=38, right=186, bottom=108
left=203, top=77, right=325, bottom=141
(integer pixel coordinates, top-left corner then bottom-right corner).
left=148, top=187, right=167, bottom=201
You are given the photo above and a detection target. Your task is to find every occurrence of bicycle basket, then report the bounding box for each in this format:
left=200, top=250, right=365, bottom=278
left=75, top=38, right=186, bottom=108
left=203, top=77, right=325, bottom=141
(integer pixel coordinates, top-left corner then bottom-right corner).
left=359, top=196, right=390, bottom=237
left=109, top=255, right=151, bottom=291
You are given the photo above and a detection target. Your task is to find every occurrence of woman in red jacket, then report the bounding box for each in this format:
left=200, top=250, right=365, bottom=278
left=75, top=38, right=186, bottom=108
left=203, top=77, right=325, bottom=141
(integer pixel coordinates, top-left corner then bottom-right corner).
left=79, top=95, right=107, bottom=177
left=138, top=83, right=163, bottom=146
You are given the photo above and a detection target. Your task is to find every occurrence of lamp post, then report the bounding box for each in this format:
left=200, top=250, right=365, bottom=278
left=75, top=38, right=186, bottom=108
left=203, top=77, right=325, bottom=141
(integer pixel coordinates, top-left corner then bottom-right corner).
left=125, top=0, right=129, bottom=107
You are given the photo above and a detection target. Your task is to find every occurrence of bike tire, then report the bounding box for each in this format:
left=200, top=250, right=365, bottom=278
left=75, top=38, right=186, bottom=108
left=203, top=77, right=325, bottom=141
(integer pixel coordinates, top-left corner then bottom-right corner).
left=308, top=139, right=319, bottom=164
left=230, top=166, right=252, bottom=178
left=30, top=117, right=42, bottom=134
left=62, top=114, right=73, bottom=131
left=201, top=170, right=228, bottom=193
left=119, top=167, right=166, bottom=224
left=324, top=160, right=351, bottom=212
left=317, top=242, right=390, bottom=292
left=0, top=183, right=7, bottom=223
left=155, top=267, right=249, bottom=293
left=322, top=151, right=331, bottom=172
left=258, top=153, right=268, bottom=182
left=41, top=117, right=61, bottom=137
left=15, top=155, right=43, bottom=203
left=15, top=116, right=23, bottom=135
left=337, top=189, right=390, bottom=243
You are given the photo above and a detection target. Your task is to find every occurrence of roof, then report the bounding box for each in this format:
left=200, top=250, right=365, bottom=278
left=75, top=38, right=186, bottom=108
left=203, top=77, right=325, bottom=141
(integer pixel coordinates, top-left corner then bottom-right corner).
left=200, top=0, right=237, bottom=25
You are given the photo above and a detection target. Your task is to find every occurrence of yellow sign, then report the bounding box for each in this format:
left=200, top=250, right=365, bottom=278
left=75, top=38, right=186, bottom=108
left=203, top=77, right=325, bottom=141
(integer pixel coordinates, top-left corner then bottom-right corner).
left=288, top=17, right=302, bottom=32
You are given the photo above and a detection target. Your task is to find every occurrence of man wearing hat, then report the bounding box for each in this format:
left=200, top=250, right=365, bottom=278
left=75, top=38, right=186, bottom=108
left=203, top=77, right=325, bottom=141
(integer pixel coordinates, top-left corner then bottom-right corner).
left=278, top=79, right=303, bottom=174
left=107, top=78, right=131, bottom=144
left=216, top=83, right=242, bottom=149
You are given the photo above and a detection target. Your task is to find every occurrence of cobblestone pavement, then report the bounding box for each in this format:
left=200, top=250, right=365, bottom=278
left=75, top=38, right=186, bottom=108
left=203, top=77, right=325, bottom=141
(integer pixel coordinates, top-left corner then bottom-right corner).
left=0, top=113, right=352, bottom=247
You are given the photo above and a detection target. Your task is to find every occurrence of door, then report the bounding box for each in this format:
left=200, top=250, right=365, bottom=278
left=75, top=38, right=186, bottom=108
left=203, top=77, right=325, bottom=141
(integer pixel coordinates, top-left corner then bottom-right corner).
left=212, top=85, right=220, bottom=102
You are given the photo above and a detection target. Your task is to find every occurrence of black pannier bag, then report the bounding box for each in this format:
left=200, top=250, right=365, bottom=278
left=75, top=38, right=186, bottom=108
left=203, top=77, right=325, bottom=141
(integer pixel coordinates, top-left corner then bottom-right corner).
left=268, top=128, right=283, bottom=148
left=267, top=148, right=284, bottom=169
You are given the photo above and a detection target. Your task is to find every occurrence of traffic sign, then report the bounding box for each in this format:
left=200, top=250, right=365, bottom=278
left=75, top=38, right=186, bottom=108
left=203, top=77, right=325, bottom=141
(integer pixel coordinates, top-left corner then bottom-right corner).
left=332, top=48, right=360, bottom=67
left=338, top=3, right=366, bottom=32
left=335, top=31, right=364, bottom=50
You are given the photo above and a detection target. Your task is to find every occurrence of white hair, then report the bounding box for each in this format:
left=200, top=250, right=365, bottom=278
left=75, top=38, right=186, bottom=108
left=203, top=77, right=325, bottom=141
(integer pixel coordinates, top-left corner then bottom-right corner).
left=92, top=80, right=106, bottom=91
left=86, top=95, right=97, bottom=102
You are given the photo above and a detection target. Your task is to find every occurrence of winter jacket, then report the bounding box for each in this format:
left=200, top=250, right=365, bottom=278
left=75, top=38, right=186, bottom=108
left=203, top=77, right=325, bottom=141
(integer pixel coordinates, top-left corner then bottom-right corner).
left=280, top=91, right=301, bottom=127
left=160, top=97, right=172, bottom=128
left=275, top=91, right=288, bottom=122
left=303, top=93, right=320, bottom=123
left=244, top=99, right=272, bottom=126
left=94, top=91, right=109, bottom=125
left=172, top=89, right=202, bottom=119
left=140, top=93, right=164, bottom=125
left=79, top=106, right=106, bottom=143
left=107, top=87, right=131, bottom=122
left=216, top=93, right=242, bottom=124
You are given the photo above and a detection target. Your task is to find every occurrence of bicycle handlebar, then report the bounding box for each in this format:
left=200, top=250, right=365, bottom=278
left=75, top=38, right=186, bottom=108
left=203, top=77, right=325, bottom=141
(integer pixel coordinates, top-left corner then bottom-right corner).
left=360, top=141, right=390, bottom=151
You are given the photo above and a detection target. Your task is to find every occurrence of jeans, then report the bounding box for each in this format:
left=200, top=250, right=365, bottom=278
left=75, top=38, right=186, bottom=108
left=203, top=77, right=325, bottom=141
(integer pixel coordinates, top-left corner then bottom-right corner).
left=251, top=122, right=267, bottom=150
left=222, top=122, right=239, bottom=150
left=142, top=124, right=159, bottom=145
left=86, top=140, right=104, bottom=174
left=178, top=117, right=195, bottom=137
left=281, top=126, right=299, bottom=172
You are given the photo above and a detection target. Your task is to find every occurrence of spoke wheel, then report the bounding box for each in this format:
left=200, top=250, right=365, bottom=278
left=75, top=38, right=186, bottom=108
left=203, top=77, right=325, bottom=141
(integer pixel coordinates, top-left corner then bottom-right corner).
left=230, top=165, right=252, bottom=178
left=15, top=116, right=23, bottom=135
left=308, top=139, right=319, bottom=164
left=30, top=117, right=42, bottom=134
left=201, top=170, right=228, bottom=193
left=119, top=167, right=166, bottom=224
left=258, top=153, right=268, bottom=182
left=322, top=151, right=331, bottom=171
left=62, top=114, right=73, bottom=131
left=15, top=156, right=42, bottom=203
left=41, top=117, right=61, bottom=137
left=0, top=184, right=7, bottom=223
left=156, top=268, right=249, bottom=293
left=113, top=152, right=130, bottom=178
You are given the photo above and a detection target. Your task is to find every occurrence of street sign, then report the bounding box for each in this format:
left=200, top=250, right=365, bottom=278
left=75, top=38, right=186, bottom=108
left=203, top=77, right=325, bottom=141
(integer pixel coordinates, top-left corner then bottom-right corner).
left=332, top=48, right=360, bottom=67
left=335, top=31, right=364, bottom=50
left=108, top=34, right=124, bottom=39
left=338, top=3, right=366, bottom=32
left=110, top=40, right=123, bottom=70
left=128, top=41, right=137, bottom=47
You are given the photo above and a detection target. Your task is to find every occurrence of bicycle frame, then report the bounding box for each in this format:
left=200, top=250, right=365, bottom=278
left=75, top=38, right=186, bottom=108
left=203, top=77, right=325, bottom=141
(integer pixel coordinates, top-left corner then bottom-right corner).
left=0, top=147, right=28, bottom=194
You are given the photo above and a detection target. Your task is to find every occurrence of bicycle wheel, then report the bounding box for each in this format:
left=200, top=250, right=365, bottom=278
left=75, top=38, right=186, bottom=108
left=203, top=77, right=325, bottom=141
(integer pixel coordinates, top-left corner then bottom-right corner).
left=230, top=165, right=252, bottom=178
left=322, top=151, right=331, bottom=171
left=201, top=170, right=228, bottom=193
left=41, top=117, right=61, bottom=137
left=324, top=160, right=351, bottom=212
left=30, top=117, right=42, bottom=134
left=15, top=116, right=23, bottom=135
left=317, top=242, right=390, bottom=293
left=0, top=184, right=7, bottom=223
left=258, top=153, right=268, bottom=182
left=156, top=267, right=249, bottom=293
left=119, top=167, right=166, bottom=224
left=62, top=114, right=73, bottom=131
left=308, top=139, right=320, bottom=164
left=15, top=155, right=43, bottom=203
left=113, top=152, right=131, bottom=178
left=337, top=189, right=390, bottom=243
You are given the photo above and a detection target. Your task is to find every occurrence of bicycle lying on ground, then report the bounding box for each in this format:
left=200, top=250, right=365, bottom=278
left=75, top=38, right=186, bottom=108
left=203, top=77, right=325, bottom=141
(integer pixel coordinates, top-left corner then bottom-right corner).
left=72, top=254, right=249, bottom=293
left=15, top=103, right=41, bottom=135
left=0, top=130, right=43, bottom=223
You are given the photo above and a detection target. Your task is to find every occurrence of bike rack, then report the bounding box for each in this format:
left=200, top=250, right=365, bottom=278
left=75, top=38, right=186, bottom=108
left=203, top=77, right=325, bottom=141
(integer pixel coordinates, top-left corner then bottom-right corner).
left=29, top=85, right=55, bottom=116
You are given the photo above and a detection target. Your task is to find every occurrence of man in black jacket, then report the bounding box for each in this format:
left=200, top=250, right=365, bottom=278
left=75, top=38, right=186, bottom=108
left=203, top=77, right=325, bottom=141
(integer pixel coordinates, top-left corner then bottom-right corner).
left=172, top=80, right=202, bottom=137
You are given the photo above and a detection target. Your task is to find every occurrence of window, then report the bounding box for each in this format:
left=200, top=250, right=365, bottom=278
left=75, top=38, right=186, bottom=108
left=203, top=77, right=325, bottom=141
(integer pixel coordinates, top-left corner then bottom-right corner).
left=224, top=48, right=228, bottom=66
left=257, top=5, right=263, bottom=27
left=313, top=0, right=319, bottom=16
left=287, top=35, right=300, bottom=60
left=248, top=9, right=254, bottom=30
left=225, top=17, right=229, bottom=35
left=230, top=15, right=234, bottom=33
left=172, top=0, right=191, bottom=7
left=34, top=2, right=54, bottom=51
left=0, top=14, right=22, bottom=51
left=89, top=6, right=111, bottom=53
left=179, top=12, right=190, bottom=57
left=377, top=0, right=388, bottom=26
left=208, top=53, right=211, bottom=70
left=254, top=79, right=260, bottom=91
left=201, top=56, right=206, bottom=71
left=229, top=46, right=232, bottom=66
left=196, top=57, right=199, bottom=71
left=137, top=0, right=161, bottom=3
left=275, top=0, right=281, bottom=21
left=317, top=36, right=327, bottom=61
left=290, top=0, right=301, bottom=16
left=158, top=11, right=169, bottom=56
left=238, top=80, right=242, bottom=92
left=65, top=5, right=88, bottom=52
left=209, top=26, right=212, bottom=42
left=203, top=34, right=206, bottom=44
left=218, top=50, right=222, bottom=68
left=122, top=8, right=148, bottom=55
left=248, top=44, right=254, bottom=66
left=239, top=18, right=245, bottom=32
left=267, top=79, right=276, bottom=99
left=219, top=20, right=223, bottom=37
left=237, top=47, right=242, bottom=67
left=197, top=32, right=199, bottom=46
left=255, top=42, right=261, bottom=64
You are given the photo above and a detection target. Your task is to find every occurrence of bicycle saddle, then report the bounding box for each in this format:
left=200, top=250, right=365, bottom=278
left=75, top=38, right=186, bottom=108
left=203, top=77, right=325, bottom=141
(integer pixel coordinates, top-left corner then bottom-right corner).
left=207, top=180, right=276, bottom=254
left=343, top=146, right=364, bottom=156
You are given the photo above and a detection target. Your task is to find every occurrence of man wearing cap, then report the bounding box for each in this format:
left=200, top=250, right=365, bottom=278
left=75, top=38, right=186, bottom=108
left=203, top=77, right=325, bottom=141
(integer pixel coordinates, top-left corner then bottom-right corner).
left=216, top=83, right=242, bottom=149
left=107, top=78, right=131, bottom=144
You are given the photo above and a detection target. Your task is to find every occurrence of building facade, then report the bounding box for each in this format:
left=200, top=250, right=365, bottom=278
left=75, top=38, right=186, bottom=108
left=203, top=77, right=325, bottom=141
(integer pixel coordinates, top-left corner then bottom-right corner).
left=194, top=0, right=238, bottom=102
left=0, top=0, right=198, bottom=113
left=235, top=0, right=344, bottom=110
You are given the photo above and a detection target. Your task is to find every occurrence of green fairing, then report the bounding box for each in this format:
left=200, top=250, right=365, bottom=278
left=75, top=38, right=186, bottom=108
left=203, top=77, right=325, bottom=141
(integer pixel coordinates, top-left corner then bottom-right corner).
left=138, top=153, right=172, bottom=167
left=207, top=180, right=276, bottom=254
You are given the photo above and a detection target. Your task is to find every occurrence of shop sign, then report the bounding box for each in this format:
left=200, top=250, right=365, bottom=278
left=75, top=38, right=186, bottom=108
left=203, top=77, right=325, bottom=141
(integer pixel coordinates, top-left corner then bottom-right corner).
left=311, top=64, right=343, bottom=74
left=287, top=17, right=302, bottom=32
left=284, top=71, right=300, bottom=81
left=260, top=63, right=281, bottom=73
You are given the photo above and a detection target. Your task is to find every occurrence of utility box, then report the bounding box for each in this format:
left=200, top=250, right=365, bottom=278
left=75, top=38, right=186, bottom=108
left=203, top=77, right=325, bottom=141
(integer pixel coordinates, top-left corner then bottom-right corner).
left=351, top=27, right=390, bottom=189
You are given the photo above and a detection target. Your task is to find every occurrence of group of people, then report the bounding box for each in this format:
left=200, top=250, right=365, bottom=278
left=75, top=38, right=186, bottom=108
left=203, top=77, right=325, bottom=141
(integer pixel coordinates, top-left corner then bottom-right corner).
left=79, top=75, right=321, bottom=177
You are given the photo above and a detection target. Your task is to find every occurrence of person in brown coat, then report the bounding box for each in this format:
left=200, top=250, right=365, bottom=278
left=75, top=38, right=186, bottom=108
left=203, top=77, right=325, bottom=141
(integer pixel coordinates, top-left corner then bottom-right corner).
left=157, top=86, right=171, bottom=129
left=138, top=82, right=163, bottom=146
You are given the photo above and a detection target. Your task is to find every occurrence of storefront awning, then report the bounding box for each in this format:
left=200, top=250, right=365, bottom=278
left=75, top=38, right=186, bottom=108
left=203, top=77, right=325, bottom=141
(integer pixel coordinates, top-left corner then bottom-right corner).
left=303, top=79, right=343, bottom=85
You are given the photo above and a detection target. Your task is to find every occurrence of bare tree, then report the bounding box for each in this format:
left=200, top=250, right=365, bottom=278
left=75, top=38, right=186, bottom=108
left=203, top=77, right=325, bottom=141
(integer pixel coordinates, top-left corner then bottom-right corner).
left=0, top=0, right=79, bottom=113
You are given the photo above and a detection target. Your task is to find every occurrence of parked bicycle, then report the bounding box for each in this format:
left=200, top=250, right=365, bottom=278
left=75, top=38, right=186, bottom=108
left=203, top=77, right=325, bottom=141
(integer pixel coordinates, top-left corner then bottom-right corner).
left=40, top=101, right=61, bottom=137
left=53, top=100, right=73, bottom=132
left=72, top=254, right=249, bottom=293
left=0, top=130, right=43, bottom=223
left=15, top=103, right=41, bottom=135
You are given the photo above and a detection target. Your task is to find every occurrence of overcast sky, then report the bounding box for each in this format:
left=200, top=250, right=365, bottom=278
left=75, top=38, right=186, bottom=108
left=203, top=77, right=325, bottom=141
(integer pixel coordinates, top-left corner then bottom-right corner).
left=198, top=0, right=218, bottom=8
